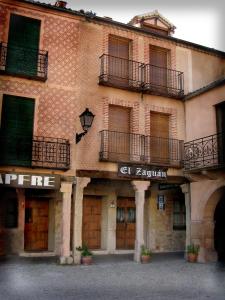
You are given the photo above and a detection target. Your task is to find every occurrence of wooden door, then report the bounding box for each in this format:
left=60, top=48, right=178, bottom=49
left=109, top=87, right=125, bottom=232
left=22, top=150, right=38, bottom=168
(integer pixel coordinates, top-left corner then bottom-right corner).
left=108, top=36, right=130, bottom=86
left=24, top=199, right=49, bottom=251
left=116, top=198, right=136, bottom=249
left=150, top=111, right=169, bottom=164
left=108, top=105, right=131, bottom=161
left=0, top=95, right=34, bottom=166
left=149, top=46, right=168, bottom=89
left=7, top=14, right=41, bottom=76
left=82, top=196, right=102, bottom=249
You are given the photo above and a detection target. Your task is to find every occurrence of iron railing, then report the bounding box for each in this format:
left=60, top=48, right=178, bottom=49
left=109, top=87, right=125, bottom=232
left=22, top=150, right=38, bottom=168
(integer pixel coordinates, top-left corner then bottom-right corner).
left=0, top=135, right=70, bottom=170
left=143, top=64, right=184, bottom=98
left=99, top=54, right=184, bottom=98
left=99, top=54, right=143, bottom=91
left=184, top=132, right=225, bottom=171
left=99, top=130, right=183, bottom=168
left=0, top=42, right=48, bottom=81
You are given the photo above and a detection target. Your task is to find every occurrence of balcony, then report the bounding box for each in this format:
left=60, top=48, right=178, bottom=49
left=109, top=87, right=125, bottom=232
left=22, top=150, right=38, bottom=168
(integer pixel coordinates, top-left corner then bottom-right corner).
left=0, top=135, right=70, bottom=170
left=99, top=54, right=143, bottom=92
left=184, top=132, right=225, bottom=171
left=0, top=42, right=48, bottom=81
left=99, top=130, right=183, bottom=168
left=143, top=64, right=184, bottom=99
left=99, top=54, right=184, bottom=99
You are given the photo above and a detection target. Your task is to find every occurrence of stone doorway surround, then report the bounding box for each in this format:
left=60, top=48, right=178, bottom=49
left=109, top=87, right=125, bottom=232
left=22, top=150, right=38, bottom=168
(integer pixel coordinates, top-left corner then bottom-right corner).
left=189, top=178, right=225, bottom=262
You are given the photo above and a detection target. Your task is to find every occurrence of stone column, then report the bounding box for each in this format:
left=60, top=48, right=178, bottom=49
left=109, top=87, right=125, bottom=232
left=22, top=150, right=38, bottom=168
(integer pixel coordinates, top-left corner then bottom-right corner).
left=132, top=180, right=150, bottom=262
left=60, top=181, right=73, bottom=264
left=16, top=188, right=25, bottom=252
left=72, top=177, right=90, bottom=264
left=181, top=183, right=191, bottom=257
left=106, top=192, right=117, bottom=253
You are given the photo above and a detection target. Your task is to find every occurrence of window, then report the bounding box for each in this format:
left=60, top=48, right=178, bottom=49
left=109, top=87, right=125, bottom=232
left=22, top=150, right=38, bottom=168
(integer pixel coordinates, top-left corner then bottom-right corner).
left=6, top=14, right=41, bottom=77
left=0, top=94, right=35, bottom=167
left=5, top=198, right=18, bottom=229
left=173, top=198, right=186, bottom=230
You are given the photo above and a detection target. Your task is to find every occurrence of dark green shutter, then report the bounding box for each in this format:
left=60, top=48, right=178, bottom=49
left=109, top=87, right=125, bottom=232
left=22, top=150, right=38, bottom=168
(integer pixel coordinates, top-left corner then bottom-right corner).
left=0, top=95, right=35, bottom=166
left=6, top=14, right=41, bottom=76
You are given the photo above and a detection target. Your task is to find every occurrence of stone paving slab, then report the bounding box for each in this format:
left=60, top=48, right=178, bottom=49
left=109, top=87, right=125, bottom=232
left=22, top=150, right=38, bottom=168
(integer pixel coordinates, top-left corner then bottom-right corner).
left=0, top=253, right=224, bottom=300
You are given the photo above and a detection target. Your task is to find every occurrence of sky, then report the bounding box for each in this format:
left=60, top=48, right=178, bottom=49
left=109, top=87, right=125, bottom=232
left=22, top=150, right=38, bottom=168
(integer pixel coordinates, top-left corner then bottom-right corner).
left=36, top=0, right=225, bottom=52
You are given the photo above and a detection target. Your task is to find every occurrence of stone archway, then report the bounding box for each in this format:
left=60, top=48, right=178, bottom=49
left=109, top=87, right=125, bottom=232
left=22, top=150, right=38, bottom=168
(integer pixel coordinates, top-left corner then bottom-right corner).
left=202, top=186, right=225, bottom=262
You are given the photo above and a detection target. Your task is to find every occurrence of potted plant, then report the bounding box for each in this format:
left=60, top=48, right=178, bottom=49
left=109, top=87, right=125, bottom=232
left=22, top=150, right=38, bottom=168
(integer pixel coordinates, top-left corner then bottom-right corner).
left=187, top=244, right=200, bottom=263
left=76, top=244, right=93, bottom=265
left=140, top=245, right=152, bottom=263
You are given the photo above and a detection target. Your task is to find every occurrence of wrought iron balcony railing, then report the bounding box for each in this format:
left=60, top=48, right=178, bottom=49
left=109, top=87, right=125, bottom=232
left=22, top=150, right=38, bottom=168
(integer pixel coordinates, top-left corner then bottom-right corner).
left=99, top=54, right=184, bottom=98
left=99, top=54, right=143, bottom=91
left=0, top=135, right=70, bottom=170
left=0, top=42, right=48, bottom=81
left=184, top=132, right=225, bottom=171
left=99, top=130, right=183, bottom=168
left=143, top=64, right=184, bottom=99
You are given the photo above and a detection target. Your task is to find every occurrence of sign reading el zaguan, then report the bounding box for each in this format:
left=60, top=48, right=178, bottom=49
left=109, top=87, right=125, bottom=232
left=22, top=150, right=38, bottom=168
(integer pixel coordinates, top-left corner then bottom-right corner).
left=0, top=173, right=60, bottom=189
left=118, top=164, right=167, bottom=179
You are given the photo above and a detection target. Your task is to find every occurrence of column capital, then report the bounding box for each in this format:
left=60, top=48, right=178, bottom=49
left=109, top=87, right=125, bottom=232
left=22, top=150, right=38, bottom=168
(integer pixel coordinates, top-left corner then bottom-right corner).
left=60, top=181, right=73, bottom=194
left=76, top=177, right=91, bottom=190
left=132, top=180, right=150, bottom=192
left=181, top=183, right=189, bottom=194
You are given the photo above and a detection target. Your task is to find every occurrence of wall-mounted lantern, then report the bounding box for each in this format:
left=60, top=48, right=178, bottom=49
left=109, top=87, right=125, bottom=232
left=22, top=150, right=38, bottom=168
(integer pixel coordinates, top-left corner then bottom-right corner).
left=76, top=108, right=95, bottom=144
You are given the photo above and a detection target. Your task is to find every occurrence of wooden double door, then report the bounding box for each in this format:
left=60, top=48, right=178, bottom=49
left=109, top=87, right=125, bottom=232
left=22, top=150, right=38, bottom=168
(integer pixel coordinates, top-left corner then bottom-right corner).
left=116, top=198, right=136, bottom=249
left=24, top=199, right=49, bottom=251
left=82, top=196, right=102, bottom=250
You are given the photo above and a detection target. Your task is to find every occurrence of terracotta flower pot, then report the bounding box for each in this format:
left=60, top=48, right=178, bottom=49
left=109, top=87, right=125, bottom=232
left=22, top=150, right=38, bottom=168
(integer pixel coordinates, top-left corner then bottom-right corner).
left=187, top=253, right=198, bottom=263
left=141, top=255, right=151, bottom=263
left=81, top=255, right=93, bottom=265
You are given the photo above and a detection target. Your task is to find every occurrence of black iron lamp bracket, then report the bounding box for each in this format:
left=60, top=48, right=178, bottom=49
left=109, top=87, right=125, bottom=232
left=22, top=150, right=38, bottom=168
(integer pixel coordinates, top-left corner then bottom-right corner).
left=76, top=131, right=88, bottom=144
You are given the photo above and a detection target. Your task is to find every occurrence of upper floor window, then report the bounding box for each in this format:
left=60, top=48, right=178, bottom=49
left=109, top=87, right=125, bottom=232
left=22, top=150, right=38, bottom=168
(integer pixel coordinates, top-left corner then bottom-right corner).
left=0, top=94, right=35, bottom=167
left=0, top=14, right=48, bottom=80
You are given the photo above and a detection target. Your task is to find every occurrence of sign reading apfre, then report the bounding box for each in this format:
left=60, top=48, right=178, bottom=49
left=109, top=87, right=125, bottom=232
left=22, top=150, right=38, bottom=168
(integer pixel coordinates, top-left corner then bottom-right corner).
left=118, top=163, right=167, bottom=180
left=0, top=173, right=60, bottom=189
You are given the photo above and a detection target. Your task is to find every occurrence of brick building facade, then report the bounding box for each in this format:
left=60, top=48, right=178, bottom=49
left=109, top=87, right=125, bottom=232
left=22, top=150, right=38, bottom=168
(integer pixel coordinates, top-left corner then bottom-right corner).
left=0, top=0, right=225, bottom=264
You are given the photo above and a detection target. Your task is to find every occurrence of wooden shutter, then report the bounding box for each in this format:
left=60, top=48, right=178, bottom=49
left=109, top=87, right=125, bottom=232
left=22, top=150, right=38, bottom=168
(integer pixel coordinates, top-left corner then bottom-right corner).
left=150, top=112, right=169, bottom=164
left=149, top=46, right=168, bottom=89
left=108, top=105, right=130, bottom=161
left=0, top=95, right=35, bottom=166
left=150, top=46, right=168, bottom=68
left=109, top=105, right=130, bottom=133
left=108, top=36, right=130, bottom=87
left=6, top=14, right=41, bottom=76
left=109, top=36, right=129, bottom=59
left=150, top=111, right=169, bottom=138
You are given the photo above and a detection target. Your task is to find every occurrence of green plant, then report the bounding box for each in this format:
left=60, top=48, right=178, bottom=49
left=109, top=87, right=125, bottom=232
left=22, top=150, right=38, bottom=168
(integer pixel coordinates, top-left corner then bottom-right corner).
left=187, top=244, right=200, bottom=254
left=141, top=245, right=152, bottom=256
left=76, top=244, right=93, bottom=257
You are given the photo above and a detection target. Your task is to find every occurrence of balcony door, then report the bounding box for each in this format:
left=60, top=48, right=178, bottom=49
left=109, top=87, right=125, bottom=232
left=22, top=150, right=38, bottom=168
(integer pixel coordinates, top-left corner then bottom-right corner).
left=149, top=46, right=168, bottom=90
left=108, top=36, right=130, bottom=87
left=216, top=102, right=225, bottom=164
left=108, top=105, right=131, bottom=162
left=150, top=111, right=169, bottom=165
left=6, top=14, right=40, bottom=76
left=0, top=95, right=34, bottom=166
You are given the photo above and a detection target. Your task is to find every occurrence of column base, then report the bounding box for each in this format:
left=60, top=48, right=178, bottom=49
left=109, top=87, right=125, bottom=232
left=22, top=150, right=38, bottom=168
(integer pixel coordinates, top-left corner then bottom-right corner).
left=59, top=256, right=73, bottom=265
left=73, top=252, right=81, bottom=265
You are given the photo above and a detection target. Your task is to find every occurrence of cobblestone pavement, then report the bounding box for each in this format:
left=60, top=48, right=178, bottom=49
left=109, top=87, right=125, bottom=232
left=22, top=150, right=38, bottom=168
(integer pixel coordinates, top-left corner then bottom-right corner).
left=0, top=253, right=224, bottom=300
